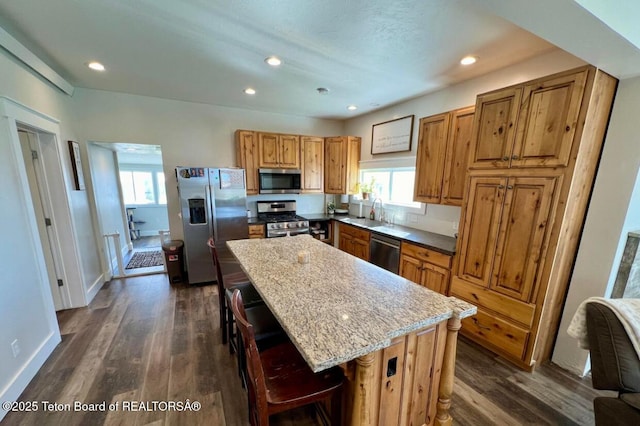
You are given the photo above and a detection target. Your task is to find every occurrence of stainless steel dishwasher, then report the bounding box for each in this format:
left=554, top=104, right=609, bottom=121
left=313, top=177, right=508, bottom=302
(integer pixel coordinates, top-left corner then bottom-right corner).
left=369, top=233, right=401, bottom=274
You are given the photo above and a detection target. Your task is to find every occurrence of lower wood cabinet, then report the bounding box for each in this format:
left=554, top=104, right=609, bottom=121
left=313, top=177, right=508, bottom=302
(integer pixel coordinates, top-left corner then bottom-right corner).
left=399, top=242, right=452, bottom=295
left=248, top=224, right=265, bottom=239
left=338, top=223, right=370, bottom=261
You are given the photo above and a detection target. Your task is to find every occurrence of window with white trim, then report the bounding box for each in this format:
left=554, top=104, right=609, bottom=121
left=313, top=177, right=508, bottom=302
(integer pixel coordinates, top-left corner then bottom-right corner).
left=119, top=166, right=166, bottom=205
left=360, top=168, right=421, bottom=208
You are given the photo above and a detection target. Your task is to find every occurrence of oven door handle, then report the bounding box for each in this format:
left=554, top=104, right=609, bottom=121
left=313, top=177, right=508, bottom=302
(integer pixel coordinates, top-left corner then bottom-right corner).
left=269, top=229, right=309, bottom=237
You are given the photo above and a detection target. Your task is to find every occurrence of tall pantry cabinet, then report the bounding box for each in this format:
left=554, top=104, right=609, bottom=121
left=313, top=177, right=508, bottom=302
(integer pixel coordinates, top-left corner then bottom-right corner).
left=451, top=66, right=617, bottom=370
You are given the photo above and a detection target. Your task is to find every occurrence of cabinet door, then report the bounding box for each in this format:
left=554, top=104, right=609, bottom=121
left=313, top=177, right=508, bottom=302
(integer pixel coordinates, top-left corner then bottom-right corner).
left=469, top=88, right=522, bottom=169
left=301, top=136, right=324, bottom=193
left=325, top=137, right=347, bottom=193
left=400, top=254, right=422, bottom=283
left=442, top=107, right=475, bottom=206
left=346, top=137, right=361, bottom=195
left=414, top=113, right=450, bottom=203
left=421, top=262, right=450, bottom=295
left=511, top=70, right=588, bottom=168
left=352, top=238, right=370, bottom=261
left=279, top=134, right=300, bottom=168
left=490, top=176, right=557, bottom=301
left=235, top=130, right=259, bottom=195
left=457, top=176, right=506, bottom=288
left=258, top=133, right=280, bottom=168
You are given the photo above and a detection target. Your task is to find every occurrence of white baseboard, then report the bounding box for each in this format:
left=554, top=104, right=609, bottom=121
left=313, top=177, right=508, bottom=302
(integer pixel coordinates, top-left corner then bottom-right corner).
left=86, top=273, right=105, bottom=304
left=0, top=331, right=61, bottom=421
left=139, top=230, right=162, bottom=237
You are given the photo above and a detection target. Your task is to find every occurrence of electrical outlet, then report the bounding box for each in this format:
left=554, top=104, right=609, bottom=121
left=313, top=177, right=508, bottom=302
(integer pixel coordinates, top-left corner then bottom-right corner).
left=11, top=339, right=20, bottom=358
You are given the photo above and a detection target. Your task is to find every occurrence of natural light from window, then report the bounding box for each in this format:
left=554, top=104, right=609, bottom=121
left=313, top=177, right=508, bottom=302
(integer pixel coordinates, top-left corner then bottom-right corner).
left=119, top=169, right=166, bottom=205
left=360, top=168, right=421, bottom=208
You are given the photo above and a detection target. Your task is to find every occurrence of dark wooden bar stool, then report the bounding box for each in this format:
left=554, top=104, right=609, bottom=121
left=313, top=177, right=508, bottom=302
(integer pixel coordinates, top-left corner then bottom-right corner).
left=230, top=289, right=344, bottom=425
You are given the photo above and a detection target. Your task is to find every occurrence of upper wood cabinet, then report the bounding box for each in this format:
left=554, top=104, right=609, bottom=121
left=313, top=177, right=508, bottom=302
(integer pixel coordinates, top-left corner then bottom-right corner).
left=325, top=136, right=361, bottom=194
left=258, top=132, right=300, bottom=169
left=235, top=130, right=259, bottom=195
left=469, top=68, right=588, bottom=170
left=301, top=136, right=324, bottom=193
left=413, top=106, right=474, bottom=206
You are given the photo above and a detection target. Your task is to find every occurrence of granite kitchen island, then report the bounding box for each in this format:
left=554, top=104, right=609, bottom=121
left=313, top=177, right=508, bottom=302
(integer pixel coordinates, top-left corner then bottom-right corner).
left=227, top=235, right=476, bottom=426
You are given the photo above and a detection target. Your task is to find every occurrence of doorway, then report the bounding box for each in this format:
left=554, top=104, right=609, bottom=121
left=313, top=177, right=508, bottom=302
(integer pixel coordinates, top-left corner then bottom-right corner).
left=88, top=142, right=169, bottom=278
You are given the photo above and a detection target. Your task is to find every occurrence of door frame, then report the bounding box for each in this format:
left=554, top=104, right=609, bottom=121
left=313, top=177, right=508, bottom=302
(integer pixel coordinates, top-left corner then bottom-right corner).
left=1, top=97, right=87, bottom=309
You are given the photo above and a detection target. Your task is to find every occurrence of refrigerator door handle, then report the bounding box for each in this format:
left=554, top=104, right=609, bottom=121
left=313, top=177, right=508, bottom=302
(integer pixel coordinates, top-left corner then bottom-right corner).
left=207, top=184, right=218, bottom=241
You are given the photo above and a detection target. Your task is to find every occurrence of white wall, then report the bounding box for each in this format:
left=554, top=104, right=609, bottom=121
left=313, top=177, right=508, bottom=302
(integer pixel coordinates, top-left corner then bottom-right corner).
left=0, top=48, right=102, bottom=421
left=126, top=205, right=169, bottom=236
left=344, top=49, right=586, bottom=235
left=71, top=89, right=345, bottom=242
left=89, top=144, right=129, bottom=265
left=552, top=74, right=640, bottom=374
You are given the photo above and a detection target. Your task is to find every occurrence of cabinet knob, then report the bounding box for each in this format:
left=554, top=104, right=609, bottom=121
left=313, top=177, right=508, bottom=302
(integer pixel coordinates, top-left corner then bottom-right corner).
left=512, top=155, right=520, bottom=160
left=498, top=185, right=505, bottom=189
left=502, top=156, right=509, bottom=161
left=507, top=185, right=513, bottom=190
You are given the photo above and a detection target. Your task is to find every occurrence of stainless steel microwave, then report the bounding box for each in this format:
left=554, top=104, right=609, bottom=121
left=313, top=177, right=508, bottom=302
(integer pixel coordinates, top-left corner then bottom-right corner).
left=258, top=168, right=302, bottom=194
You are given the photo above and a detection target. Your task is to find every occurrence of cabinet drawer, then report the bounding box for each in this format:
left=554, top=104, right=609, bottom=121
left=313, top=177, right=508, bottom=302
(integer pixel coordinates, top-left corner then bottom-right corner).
left=339, top=223, right=370, bottom=242
left=461, top=308, right=530, bottom=361
left=450, top=276, right=535, bottom=327
left=248, top=224, right=265, bottom=238
left=401, top=242, right=451, bottom=269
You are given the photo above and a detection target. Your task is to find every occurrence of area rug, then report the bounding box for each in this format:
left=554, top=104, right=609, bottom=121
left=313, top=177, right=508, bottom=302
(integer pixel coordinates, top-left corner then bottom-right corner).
left=126, top=250, right=164, bottom=269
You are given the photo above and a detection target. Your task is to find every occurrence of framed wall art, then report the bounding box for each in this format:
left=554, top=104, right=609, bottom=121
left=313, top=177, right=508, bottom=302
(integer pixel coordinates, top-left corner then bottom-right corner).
left=68, top=140, right=85, bottom=190
left=371, top=115, right=414, bottom=154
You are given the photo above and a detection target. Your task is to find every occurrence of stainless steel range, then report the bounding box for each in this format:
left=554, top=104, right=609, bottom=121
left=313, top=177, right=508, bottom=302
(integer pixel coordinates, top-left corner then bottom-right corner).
left=257, top=200, right=310, bottom=238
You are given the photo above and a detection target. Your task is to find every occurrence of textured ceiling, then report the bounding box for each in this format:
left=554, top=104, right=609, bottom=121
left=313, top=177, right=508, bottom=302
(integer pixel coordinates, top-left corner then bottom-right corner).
left=0, top=0, right=557, bottom=119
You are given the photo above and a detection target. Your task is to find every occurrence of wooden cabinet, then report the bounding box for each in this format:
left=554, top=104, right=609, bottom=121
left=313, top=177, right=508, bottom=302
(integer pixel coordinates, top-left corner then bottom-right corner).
left=258, top=132, right=300, bottom=169
left=325, top=136, right=361, bottom=194
left=235, top=130, right=260, bottom=195
left=452, top=66, right=618, bottom=369
left=457, top=175, right=557, bottom=301
left=413, top=106, right=474, bottom=206
left=469, top=68, right=588, bottom=170
left=400, top=242, right=452, bottom=295
left=301, top=136, right=324, bottom=193
left=338, top=222, right=370, bottom=261
left=248, top=224, right=265, bottom=239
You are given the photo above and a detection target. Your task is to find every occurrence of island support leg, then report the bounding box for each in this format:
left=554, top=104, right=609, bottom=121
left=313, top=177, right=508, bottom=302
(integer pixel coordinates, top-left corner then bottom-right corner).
left=351, top=352, right=376, bottom=426
left=435, top=316, right=462, bottom=426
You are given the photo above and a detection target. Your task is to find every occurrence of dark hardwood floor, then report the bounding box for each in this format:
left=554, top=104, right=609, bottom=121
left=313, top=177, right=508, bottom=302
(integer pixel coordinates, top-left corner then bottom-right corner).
left=2, top=274, right=611, bottom=425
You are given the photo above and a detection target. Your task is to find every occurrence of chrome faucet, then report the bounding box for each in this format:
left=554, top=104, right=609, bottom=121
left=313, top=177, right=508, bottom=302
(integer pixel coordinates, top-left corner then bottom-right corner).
left=371, top=198, right=383, bottom=221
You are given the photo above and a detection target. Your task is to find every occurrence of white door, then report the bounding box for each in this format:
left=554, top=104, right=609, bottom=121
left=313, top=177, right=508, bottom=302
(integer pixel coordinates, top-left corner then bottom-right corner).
left=18, top=130, right=65, bottom=310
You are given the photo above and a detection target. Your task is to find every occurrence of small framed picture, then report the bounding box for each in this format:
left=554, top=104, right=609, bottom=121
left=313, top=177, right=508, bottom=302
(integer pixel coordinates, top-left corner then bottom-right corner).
left=371, top=115, right=415, bottom=154
left=68, top=140, right=85, bottom=190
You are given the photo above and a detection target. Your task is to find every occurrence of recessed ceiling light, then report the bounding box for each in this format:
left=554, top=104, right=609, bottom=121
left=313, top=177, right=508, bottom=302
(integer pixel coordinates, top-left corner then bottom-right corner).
left=265, top=56, right=282, bottom=67
left=347, top=105, right=357, bottom=111
left=87, top=61, right=105, bottom=71
left=317, top=87, right=329, bottom=95
left=244, top=87, right=256, bottom=95
left=460, top=56, right=477, bottom=66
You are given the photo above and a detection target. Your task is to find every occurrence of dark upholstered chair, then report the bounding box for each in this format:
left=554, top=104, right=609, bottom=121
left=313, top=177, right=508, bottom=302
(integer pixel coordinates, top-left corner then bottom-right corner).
left=230, top=289, right=344, bottom=425
left=586, top=302, right=640, bottom=425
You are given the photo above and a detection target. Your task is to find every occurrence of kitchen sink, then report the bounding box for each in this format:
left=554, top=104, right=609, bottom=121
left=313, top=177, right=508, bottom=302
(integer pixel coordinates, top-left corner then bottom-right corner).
left=340, top=217, right=379, bottom=228
left=369, top=226, right=411, bottom=238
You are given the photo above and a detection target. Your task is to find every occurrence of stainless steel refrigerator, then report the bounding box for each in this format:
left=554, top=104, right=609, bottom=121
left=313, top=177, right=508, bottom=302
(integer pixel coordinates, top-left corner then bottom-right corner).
left=176, top=167, right=248, bottom=284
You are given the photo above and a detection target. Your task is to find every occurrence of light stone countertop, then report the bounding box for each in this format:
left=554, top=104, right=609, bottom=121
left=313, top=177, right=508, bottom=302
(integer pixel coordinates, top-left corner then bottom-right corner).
left=227, top=234, right=476, bottom=372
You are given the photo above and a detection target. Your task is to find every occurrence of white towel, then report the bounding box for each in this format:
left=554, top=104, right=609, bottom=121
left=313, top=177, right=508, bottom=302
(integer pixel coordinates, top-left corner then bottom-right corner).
left=567, top=297, right=640, bottom=358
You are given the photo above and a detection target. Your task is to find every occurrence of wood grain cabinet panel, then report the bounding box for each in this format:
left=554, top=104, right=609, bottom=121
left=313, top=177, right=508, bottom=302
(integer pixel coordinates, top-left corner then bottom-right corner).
left=400, top=242, right=452, bottom=296
left=512, top=70, right=588, bottom=168
left=469, top=88, right=522, bottom=169
left=301, top=136, right=324, bottom=193
left=235, top=130, right=259, bottom=195
left=324, top=136, right=361, bottom=194
left=258, top=132, right=300, bottom=169
left=338, top=223, right=370, bottom=261
left=453, top=66, right=618, bottom=369
left=413, top=106, right=474, bottom=206
left=414, top=113, right=450, bottom=203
